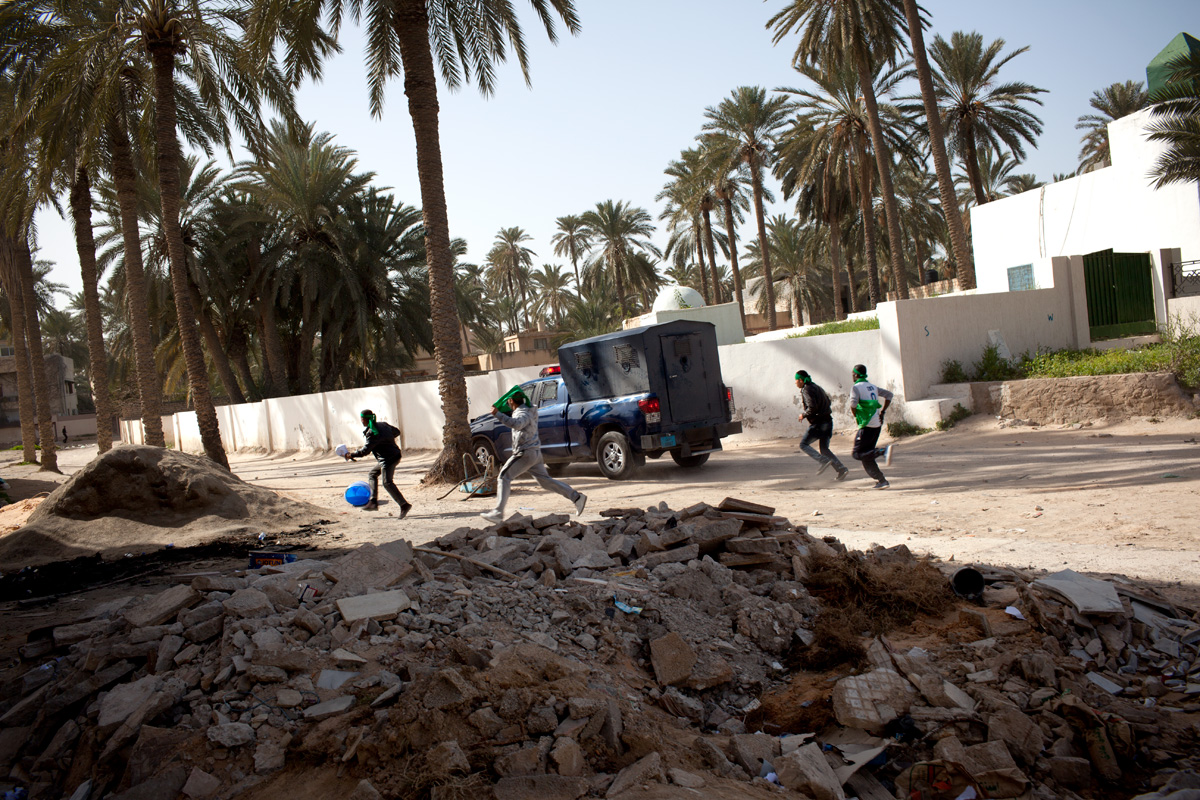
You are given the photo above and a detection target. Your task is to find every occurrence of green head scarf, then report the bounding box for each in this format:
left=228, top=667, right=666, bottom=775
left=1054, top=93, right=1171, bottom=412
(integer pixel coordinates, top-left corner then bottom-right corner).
left=360, top=410, right=378, bottom=435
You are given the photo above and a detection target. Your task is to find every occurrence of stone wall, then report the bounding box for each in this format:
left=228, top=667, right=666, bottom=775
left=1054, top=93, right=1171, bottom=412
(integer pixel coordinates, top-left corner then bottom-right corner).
left=999, top=372, right=1197, bottom=424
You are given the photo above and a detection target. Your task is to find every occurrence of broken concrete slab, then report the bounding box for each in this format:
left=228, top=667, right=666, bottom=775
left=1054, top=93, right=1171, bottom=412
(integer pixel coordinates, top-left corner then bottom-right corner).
left=207, top=722, right=255, bottom=748
left=181, top=767, right=221, bottom=799
left=336, top=589, right=411, bottom=623
left=303, top=696, right=354, bottom=720
left=606, top=751, right=664, bottom=797
left=832, top=669, right=916, bottom=732
left=649, top=632, right=697, bottom=686
left=323, top=543, right=412, bottom=590
left=731, top=733, right=780, bottom=776
left=1033, top=569, right=1124, bottom=615
left=221, top=589, right=275, bottom=619
left=98, top=675, right=162, bottom=735
left=124, top=584, right=202, bottom=628
left=636, top=543, right=699, bottom=569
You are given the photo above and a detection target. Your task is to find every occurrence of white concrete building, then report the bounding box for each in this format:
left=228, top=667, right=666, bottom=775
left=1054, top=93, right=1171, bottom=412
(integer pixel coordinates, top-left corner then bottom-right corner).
left=970, top=108, right=1200, bottom=334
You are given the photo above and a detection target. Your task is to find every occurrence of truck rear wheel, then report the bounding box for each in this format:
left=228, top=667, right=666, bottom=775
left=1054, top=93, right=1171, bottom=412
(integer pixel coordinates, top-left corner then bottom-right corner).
left=472, top=438, right=497, bottom=470
left=596, top=431, right=641, bottom=480
left=671, top=450, right=710, bottom=468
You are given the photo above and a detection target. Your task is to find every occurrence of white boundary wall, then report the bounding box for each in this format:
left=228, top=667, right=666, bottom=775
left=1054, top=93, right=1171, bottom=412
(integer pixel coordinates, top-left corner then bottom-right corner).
left=143, top=270, right=1137, bottom=456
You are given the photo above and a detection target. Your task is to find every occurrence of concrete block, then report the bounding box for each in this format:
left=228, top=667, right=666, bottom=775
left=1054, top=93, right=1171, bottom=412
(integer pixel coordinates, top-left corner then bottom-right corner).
left=986, top=708, right=1045, bottom=766
left=181, top=767, right=221, bottom=799
left=649, top=632, right=696, bottom=686
left=207, top=722, right=255, bottom=748
left=637, top=544, right=699, bottom=569
left=551, top=737, right=585, bottom=776
left=98, top=676, right=162, bottom=735
left=731, top=733, right=780, bottom=776
left=323, top=543, right=412, bottom=590
left=221, top=589, right=274, bottom=619
left=775, top=742, right=846, bottom=800
left=336, top=589, right=411, bottom=622
left=725, top=537, right=781, bottom=554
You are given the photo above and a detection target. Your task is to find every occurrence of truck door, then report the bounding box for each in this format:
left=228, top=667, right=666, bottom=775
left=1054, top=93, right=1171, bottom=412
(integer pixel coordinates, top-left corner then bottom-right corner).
left=660, top=333, right=716, bottom=424
left=538, top=379, right=571, bottom=460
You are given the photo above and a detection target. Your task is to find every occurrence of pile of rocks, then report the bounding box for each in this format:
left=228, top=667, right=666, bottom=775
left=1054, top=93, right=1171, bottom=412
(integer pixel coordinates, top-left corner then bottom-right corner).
left=0, top=499, right=1196, bottom=800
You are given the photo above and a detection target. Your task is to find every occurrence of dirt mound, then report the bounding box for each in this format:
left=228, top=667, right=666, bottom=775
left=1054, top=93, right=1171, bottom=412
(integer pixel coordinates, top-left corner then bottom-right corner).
left=0, top=446, right=325, bottom=570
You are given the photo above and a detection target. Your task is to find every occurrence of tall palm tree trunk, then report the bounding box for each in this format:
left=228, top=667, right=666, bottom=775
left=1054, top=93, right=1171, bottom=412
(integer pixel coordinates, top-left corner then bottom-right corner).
left=718, top=193, right=746, bottom=331
left=227, top=328, right=258, bottom=399
left=851, top=132, right=881, bottom=306
left=17, top=238, right=58, bottom=472
left=964, top=134, right=988, bottom=205
left=148, top=45, right=228, bottom=470
left=612, top=254, right=629, bottom=320
left=186, top=278, right=246, bottom=404
left=0, top=239, right=37, bottom=462
left=750, top=162, right=777, bottom=330
left=395, top=0, right=471, bottom=483
left=109, top=121, right=166, bottom=447
left=69, top=166, right=114, bottom=454
left=702, top=207, right=722, bottom=304
left=901, top=0, right=975, bottom=289
left=846, top=253, right=858, bottom=313
left=828, top=220, right=846, bottom=321
left=855, top=55, right=909, bottom=301
left=257, top=298, right=288, bottom=397
left=569, top=247, right=581, bottom=289
left=693, top=227, right=711, bottom=304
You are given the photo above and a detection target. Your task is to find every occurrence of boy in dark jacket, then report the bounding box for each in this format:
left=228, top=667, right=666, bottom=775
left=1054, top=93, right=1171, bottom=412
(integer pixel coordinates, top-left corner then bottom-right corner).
left=345, top=409, right=412, bottom=517
left=795, top=370, right=848, bottom=481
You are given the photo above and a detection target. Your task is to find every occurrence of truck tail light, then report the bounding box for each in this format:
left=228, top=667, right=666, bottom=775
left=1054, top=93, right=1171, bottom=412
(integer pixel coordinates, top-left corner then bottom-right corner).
left=725, top=387, right=735, bottom=417
left=638, top=395, right=661, bottom=424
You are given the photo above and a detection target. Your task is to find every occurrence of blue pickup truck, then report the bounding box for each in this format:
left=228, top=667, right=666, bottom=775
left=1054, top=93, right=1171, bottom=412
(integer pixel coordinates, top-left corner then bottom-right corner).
left=469, top=320, right=742, bottom=480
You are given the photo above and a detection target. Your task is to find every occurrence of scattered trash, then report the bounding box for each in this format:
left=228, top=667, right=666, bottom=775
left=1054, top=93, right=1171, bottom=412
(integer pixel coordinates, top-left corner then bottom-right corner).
left=950, top=567, right=984, bottom=600
left=1163, top=473, right=1181, bottom=479
left=613, top=596, right=642, bottom=615
left=1004, top=605, right=1025, bottom=620
left=247, top=551, right=298, bottom=569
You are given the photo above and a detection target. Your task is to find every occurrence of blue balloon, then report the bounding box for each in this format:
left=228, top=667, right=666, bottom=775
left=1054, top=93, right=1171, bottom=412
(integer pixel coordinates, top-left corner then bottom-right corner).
left=344, top=481, right=372, bottom=507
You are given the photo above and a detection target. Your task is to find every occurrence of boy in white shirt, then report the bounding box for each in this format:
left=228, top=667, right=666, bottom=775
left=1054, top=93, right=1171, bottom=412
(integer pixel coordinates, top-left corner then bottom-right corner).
left=849, top=364, right=895, bottom=489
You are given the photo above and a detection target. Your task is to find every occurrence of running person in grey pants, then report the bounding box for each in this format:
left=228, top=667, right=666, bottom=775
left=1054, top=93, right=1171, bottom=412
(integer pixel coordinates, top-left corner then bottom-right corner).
left=481, top=392, right=586, bottom=524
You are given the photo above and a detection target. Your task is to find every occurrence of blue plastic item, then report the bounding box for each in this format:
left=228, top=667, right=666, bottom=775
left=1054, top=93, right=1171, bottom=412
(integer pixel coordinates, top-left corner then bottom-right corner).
left=344, top=481, right=372, bottom=507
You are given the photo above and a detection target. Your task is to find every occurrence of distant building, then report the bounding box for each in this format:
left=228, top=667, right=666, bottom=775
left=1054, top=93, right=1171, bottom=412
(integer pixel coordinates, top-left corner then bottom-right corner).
left=477, top=330, right=561, bottom=371
left=0, top=349, right=79, bottom=424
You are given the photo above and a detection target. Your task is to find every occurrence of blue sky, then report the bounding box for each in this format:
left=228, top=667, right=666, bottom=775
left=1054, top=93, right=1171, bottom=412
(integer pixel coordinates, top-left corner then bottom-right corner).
left=35, top=0, right=1198, bottom=301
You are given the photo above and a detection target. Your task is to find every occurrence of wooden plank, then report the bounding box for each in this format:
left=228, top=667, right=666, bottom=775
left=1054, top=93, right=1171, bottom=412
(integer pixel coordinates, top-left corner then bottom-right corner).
left=717, top=497, right=775, bottom=515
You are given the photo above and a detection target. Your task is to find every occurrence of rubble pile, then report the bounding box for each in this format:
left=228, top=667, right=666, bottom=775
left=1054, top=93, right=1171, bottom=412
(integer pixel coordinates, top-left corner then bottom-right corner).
left=0, top=498, right=1197, bottom=800
left=0, top=446, right=326, bottom=570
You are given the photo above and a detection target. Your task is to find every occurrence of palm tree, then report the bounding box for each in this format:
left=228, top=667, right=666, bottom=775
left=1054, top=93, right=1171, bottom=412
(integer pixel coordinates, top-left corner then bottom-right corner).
left=768, top=0, right=912, bottom=301
left=487, top=227, right=536, bottom=330
left=551, top=214, right=590, bottom=289
left=743, top=215, right=829, bottom=326
left=899, top=0, right=975, bottom=290
left=777, top=61, right=912, bottom=308
left=247, top=0, right=580, bottom=484
left=531, top=263, right=572, bottom=329
left=1004, top=173, right=1042, bottom=194
left=928, top=31, right=1047, bottom=207
left=1146, top=49, right=1200, bottom=187
left=658, top=149, right=714, bottom=304
left=709, top=164, right=750, bottom=328
left=954, top=145, right=1023, bottom=205
left=580, top=200, right=660, bottom=321
left=701, top=86, right=792, bottom=328
left=1076, top=81, right=1149, bottom=173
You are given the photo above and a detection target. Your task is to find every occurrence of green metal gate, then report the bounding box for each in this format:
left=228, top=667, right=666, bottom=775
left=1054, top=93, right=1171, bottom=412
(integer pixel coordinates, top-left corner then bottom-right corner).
left=1082, top=249, right=1156, bottom=340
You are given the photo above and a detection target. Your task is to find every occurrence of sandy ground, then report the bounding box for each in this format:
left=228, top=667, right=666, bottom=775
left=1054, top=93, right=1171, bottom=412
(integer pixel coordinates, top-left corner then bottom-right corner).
left=3, top=414, right=1198, bottom=587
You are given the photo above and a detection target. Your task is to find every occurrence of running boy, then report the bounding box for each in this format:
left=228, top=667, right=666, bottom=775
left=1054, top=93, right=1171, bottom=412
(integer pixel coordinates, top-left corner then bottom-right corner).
left=345, top=409, right=412, bottom=517
left=849, top=364, right=895, bottom=489
left=481, top=388, right=586, bottom=524
left=795, top=370, right=848, bottom=480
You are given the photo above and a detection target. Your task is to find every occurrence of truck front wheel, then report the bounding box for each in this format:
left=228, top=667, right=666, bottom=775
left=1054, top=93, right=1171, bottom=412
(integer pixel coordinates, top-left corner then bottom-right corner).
left=596, top=431, right=642, bottom=480
left=472, top=438, right=498, bottom=471
left=671, top=450, right=710, bottom=468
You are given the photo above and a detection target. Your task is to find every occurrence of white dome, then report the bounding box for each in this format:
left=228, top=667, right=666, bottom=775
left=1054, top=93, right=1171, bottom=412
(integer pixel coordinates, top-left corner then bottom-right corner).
left=652, top=285, right=706, bottom=312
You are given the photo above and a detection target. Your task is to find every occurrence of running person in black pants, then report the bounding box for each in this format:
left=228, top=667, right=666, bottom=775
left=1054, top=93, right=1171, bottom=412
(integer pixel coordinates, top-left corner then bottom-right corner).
left=849, top=365, right=895, bottom=489
left=345, top=410, right=412, bottom=517
left=795, top=370, right=848, bottom=480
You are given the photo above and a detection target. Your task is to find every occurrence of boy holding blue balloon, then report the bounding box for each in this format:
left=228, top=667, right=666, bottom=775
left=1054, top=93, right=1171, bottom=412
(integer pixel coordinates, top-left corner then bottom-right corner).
left=344, top=410, right=412, bottom=518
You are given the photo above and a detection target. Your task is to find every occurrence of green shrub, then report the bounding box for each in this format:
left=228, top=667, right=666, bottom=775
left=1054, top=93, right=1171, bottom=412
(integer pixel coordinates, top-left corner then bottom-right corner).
left=935, top=403, right=973, bottom=431
left=790, top=317, right=880, bottom=338
left=940, top=359, right=969, bottom=384
left=1163, top=316, right=1200, bottom=389
left=887, top=420, right=929, bottom=438
left=971, top=344, right=1023, bottom=381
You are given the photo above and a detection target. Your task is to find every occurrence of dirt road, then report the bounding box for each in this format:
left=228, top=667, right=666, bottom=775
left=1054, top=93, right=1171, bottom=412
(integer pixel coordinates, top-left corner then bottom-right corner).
left=6, top=414, right=1199, bottom=585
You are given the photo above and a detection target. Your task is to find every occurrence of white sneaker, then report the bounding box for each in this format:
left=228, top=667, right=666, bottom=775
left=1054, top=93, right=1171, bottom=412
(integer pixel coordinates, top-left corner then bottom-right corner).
left=883, top=445, right=893, bottom=467
left=480, top=510, right=504, bottom=524
left=574, top=493, right=587, bottom=516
